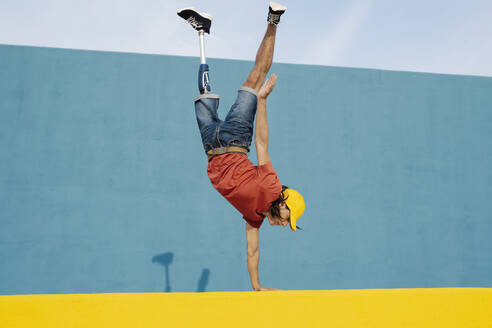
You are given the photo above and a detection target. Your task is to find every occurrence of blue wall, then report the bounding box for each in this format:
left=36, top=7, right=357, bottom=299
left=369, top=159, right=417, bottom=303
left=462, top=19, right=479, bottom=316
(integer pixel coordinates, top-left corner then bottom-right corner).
left=1, top=44, right=491, bottom=294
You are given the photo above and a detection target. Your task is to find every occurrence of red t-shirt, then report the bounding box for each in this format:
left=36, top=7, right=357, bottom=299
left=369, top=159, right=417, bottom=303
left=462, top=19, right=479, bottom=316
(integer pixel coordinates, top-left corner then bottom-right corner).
left=207, top=153, right=282, bottom=228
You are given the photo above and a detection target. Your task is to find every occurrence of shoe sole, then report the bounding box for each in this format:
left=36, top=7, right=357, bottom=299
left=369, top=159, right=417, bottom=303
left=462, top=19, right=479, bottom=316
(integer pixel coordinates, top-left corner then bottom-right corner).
left=269, top=2, right=287, bottom=12
left=177, top=7, right=213, bottom=21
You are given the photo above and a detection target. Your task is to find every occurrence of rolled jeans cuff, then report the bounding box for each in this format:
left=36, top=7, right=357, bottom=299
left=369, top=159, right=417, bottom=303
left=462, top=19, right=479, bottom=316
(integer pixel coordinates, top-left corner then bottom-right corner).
left=238, top=86, right=257, bottom=96
left=194, top=93, right=220, bottom=102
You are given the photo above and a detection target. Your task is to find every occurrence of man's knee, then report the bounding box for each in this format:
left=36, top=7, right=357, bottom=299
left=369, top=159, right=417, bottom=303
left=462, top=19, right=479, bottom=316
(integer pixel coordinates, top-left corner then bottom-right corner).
left=243, top=79, right=257, bottom=90
left=244, top=68, right=267, bottom=91
left=245, top=68, right=260, bottom=86
left=243, top=77, right=265, bottom=91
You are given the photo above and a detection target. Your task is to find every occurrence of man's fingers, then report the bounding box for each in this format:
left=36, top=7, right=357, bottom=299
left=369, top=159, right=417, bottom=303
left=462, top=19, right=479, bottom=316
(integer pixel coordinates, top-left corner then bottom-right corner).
left=270, top=74, right=277, bottom=89
left=266, top=74, right=277, bottom=90
left=258, top=73, right=278, bottom=98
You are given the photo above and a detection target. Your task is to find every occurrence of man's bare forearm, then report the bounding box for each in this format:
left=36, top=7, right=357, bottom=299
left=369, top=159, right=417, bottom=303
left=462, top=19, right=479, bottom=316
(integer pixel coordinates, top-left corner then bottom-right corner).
left=245, top=223, right=279, bottom=292
left=247, top=249, right=260, bottom=290
left=254, top=98, right=268, bottom=148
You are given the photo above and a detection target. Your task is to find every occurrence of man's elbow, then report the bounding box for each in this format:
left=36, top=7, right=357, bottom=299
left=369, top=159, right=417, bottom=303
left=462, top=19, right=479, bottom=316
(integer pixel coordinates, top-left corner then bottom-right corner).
left=255, top=139, right=268, bottom=150
left=247, top=246, right=259, bottom=258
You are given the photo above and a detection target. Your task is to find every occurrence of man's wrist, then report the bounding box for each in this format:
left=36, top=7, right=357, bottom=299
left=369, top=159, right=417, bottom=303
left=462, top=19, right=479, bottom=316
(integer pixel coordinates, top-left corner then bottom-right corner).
left=252, top=282, right=261, bottom=290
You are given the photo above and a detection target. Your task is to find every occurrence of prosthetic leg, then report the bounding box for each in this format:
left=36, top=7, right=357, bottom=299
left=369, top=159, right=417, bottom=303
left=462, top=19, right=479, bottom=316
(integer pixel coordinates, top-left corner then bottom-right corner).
left=177, top=7, right=218, bottom=95
left=178, top=7, right=220, bottom=152
left=198, top=30, right=211, bottom=94
left=194, top=28, right=220, bottom=136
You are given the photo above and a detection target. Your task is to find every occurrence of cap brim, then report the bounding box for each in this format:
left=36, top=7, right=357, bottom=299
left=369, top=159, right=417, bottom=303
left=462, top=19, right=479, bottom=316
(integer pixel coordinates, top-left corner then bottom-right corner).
left=289, top=213, right=298, bottom=231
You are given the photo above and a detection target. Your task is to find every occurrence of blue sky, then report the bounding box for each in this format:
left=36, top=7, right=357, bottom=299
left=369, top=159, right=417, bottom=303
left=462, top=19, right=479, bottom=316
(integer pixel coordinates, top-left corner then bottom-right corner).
left=1, top=0, right=491, bottom=76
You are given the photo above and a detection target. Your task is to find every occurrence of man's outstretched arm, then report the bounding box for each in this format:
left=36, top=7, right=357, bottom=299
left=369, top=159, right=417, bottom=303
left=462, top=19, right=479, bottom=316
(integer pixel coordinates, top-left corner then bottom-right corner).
left=245, top=222, right=278, bottom=291
left=255, top=74, right=277, bottom=166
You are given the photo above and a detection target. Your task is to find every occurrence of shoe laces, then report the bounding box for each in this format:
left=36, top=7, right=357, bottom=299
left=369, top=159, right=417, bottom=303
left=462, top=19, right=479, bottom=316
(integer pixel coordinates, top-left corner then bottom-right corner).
left=268, top=13, right=281, bottom=24
left=187, top=16, right=203, bottom=29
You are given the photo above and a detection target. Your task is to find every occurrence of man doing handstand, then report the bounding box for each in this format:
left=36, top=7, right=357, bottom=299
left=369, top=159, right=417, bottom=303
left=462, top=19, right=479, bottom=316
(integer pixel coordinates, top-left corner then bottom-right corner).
left=178, top=2, right=305, bottom=291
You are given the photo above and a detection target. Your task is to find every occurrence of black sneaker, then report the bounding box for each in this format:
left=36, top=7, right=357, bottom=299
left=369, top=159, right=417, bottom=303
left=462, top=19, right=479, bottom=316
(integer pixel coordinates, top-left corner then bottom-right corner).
left=267, top=2, right=287, bottom=25
left=177, top=7, right=213, bottom=34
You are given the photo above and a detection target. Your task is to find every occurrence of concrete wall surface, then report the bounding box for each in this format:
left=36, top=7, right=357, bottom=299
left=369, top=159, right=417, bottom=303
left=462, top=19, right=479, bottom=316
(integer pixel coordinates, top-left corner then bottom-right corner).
left=1, top=44, right=492, bottom=294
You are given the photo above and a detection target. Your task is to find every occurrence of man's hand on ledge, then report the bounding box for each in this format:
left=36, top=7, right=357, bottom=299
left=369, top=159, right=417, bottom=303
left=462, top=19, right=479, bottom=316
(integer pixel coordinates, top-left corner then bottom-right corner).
left=253, top=285, right=281, bottom=291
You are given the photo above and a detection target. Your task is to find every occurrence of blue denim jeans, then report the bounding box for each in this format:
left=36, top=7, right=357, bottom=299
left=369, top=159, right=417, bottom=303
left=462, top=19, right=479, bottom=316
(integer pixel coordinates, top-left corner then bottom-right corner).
left=194, top=86, right=258, bottom=153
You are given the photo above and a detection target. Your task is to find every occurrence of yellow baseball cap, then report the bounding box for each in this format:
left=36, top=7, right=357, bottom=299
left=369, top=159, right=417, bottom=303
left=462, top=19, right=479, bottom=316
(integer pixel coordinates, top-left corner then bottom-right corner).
left=283, top=188, right=305, bottom=232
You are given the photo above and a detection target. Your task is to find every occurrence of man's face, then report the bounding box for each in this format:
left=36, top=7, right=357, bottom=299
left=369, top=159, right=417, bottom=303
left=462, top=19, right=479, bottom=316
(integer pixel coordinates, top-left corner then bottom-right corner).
left=268, top=202, right=290, bottom=227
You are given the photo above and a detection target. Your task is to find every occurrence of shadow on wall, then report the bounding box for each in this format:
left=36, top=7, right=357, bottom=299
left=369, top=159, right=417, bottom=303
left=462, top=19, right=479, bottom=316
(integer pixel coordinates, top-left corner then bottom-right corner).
left=197, top=268, right=210, bottom=292
left=152, top=252, right=211, bottom=292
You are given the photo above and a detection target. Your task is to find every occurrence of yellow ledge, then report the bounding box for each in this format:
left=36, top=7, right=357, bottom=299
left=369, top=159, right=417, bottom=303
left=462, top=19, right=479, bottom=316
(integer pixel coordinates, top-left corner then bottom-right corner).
left=1, top=288, right=491, bottom=327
